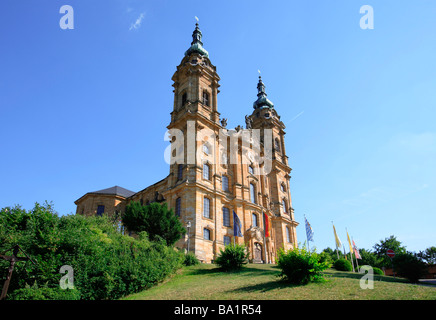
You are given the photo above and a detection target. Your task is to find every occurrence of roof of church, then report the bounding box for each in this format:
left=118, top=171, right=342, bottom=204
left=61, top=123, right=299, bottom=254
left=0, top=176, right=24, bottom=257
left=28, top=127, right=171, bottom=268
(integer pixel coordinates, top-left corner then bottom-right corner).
left=90, top=186, right=136, bottom=198
left=184, top=23, right=209, bottom=58
left=253, top=76, right=274, bottom=109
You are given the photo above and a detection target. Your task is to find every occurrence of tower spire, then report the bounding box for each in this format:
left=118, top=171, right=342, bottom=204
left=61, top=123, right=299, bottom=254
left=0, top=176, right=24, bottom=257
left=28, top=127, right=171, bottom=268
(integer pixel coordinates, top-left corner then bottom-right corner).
left=184, top=19, right=209, bottom=58
left=257, top=75, right=266, bottom=97
left=253, top=75, right=274, bottom=109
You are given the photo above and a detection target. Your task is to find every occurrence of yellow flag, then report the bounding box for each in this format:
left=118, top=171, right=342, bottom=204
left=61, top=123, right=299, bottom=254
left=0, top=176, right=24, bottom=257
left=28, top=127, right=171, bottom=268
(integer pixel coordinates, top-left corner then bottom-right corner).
left=332, top=223, right=342, bottom=249
left=347, top=231, right=354, bottom=254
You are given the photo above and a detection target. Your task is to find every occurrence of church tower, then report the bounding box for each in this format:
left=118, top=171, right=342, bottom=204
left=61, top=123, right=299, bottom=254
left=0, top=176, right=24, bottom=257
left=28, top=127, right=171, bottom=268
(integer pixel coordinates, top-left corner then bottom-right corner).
left=165, top=22, right=225, bottom=262
left=246, top=76, right=298, bottom=256
left=169, top=22, right=220, bottom=126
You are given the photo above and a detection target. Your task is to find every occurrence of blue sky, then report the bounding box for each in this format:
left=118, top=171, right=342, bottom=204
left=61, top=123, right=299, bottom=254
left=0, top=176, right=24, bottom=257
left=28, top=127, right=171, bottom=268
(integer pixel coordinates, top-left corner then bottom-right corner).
left=1, top=1, right=435, bottom=253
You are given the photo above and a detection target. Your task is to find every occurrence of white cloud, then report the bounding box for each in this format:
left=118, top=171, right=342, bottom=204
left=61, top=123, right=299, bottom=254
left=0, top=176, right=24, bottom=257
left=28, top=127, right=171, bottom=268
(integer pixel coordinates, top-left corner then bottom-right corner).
left=129, top=12, right=145, bottom=31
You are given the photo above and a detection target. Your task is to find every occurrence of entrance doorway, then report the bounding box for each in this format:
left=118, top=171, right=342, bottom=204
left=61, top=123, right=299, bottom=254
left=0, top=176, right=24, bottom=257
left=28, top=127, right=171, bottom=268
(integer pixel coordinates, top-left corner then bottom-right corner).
left=253, top=242, right=263, bottom=263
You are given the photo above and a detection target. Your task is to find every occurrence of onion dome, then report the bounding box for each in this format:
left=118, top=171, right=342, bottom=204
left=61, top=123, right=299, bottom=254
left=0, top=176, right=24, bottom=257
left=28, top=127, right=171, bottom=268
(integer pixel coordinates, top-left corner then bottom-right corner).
left=184, top=23, right=209, bottom=58
left=253, top=76, right=274, bottom=109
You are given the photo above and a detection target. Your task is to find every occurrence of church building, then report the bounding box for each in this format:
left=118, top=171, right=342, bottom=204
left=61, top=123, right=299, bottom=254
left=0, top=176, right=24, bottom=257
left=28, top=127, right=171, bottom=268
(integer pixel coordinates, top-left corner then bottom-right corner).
left=74, top=23, right=298, bottom=263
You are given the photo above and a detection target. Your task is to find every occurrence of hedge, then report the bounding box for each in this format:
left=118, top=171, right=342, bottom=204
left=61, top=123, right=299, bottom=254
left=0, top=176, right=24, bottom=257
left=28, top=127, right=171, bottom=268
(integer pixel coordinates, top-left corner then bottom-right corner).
left=0, top=202, right=184, bottom=300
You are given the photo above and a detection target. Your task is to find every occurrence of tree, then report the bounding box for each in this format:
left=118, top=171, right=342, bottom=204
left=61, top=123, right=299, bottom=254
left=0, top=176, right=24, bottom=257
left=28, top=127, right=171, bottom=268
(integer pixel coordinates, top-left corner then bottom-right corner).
left=417, top=246, right=436, bottom=265
left=0, top=202, right=184, bottom=300
left=321, top=247, right=344, bottom=262
left=358, top=248, right=382, bottom=268
left=373, top=235, right=406, bottom=268
left=394, top=252, right=427, bottom=283
left=122, top=201, right=185, bottom=246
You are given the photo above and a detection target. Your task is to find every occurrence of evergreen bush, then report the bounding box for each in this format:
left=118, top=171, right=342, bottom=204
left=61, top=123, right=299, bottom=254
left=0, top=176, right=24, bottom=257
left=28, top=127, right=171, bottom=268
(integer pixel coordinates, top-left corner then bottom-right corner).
left=373, top=267, right=384, bottom=275
left=184, top=252, right=200, bottom=266
left=333, top=258, right=353, bottom=271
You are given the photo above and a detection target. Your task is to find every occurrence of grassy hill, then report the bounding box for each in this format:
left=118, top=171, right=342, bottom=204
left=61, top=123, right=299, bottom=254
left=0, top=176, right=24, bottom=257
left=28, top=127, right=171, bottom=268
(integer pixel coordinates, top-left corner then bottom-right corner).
left=122, top=263, right=436, bottom=300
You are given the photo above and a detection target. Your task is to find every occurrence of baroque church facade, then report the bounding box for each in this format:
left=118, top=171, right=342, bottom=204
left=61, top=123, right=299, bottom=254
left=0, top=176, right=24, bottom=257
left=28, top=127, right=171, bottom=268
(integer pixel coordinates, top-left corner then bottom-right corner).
left=75, top=23, right=298, bottom=263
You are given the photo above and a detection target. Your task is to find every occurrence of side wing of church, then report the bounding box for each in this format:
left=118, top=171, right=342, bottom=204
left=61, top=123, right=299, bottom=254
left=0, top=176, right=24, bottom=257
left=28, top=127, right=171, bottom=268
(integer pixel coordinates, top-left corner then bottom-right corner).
left=74, top=23, right=298, bottom=263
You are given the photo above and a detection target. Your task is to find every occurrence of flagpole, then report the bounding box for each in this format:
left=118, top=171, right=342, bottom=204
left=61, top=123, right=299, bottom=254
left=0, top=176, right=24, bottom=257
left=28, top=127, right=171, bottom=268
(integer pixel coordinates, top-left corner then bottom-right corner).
left=352, top=237, right=360, bottom=271
left=305, top=215, right=309, bottom=253
left=332, top=221, right=339, bottom=259
left=346, top=228, right=355, bottom=272
left=354, top=250, right=359, bottom=271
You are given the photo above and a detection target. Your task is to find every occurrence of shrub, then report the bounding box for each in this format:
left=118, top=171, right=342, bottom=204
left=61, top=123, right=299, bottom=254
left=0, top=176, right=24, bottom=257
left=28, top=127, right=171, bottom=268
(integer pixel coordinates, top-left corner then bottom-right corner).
left=277, top=246, right=330, bottom=285
left=184, top=252, right=200, bottom=266
left=357, top=266, right=384, bottom=275
left=334, top=259, right=353, bottom=271
left=373, top=267, right=384, bottom=275
left=215, top=244, right=249, bottom=271
left=394, top=252, right=427, bottom=283
left=0, top=203, right=184, bottom=300
left=8, top=283, right=81, bottom=300
left=318, top=251, right=333, bottom=267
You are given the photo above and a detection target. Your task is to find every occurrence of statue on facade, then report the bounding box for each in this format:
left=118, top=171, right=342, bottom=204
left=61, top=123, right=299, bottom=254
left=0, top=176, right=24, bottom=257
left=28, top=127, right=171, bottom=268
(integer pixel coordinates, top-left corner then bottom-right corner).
left=220, top=118, right=227, bottom=128
left=245, top=115, right=252, bottom=129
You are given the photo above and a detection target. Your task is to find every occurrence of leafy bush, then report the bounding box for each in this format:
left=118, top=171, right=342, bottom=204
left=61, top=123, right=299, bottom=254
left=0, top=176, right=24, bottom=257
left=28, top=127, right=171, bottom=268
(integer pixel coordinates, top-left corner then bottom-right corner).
left=0, top=202, right=184, bottom=300
left=277, top=246, right=330, bottom=285
left=333, top=258, right=353, bottom=271
left=357, top=265, right=384, bottom=275
left=215, top=244, right=249, bottom=271
left=318, top=251, right=333, bottom=267
left=8, top=283, right=81, bottom=300
left=184, top=252, right=200, bottom=266
left=373, top=267, right=384, bottom=275
left=394, top=252, right=427, bottom=283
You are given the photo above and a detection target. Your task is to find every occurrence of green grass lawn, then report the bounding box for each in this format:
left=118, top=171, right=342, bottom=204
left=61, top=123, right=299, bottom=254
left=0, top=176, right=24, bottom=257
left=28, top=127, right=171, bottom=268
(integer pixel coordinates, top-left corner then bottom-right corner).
left=122, top=263, right=436, bottom=300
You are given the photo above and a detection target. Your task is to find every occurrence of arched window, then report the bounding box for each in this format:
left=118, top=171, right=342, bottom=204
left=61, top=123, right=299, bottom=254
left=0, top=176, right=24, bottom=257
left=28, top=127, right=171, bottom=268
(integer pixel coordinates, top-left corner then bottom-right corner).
left=203, top=143, right=210, bottom=155
left=203, top=197, right=210, bottom=219
left=203, top=163, right=210, bottom=180
left=203, top=90, right=210, bottom=107
left=223, top=207, right=230, bottom=227
left=282, top=199, right=288, bottom=213
left=250, top=183, right=256, bottom=204
left=175, top=197, right=182, bottom=217
left=177, top=164, right=183, bottom=180
left=203, top=228, right=211, bottom=240
left=181, top=92, right=187, bottom=106
left=248, top=165, right=254, bottom=174
left=97, top=205, right=105, bottom=217
left=252, top=213, right=258, bottom=227
left=280, top=182, right=286, bottom=192
left=223, top=235, right=231, bottom=246
left=275, top=138, right=281, bottom=152
left=222, top=175, right=229, bottom=192
left=286, top=226, right=291, bottom=243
